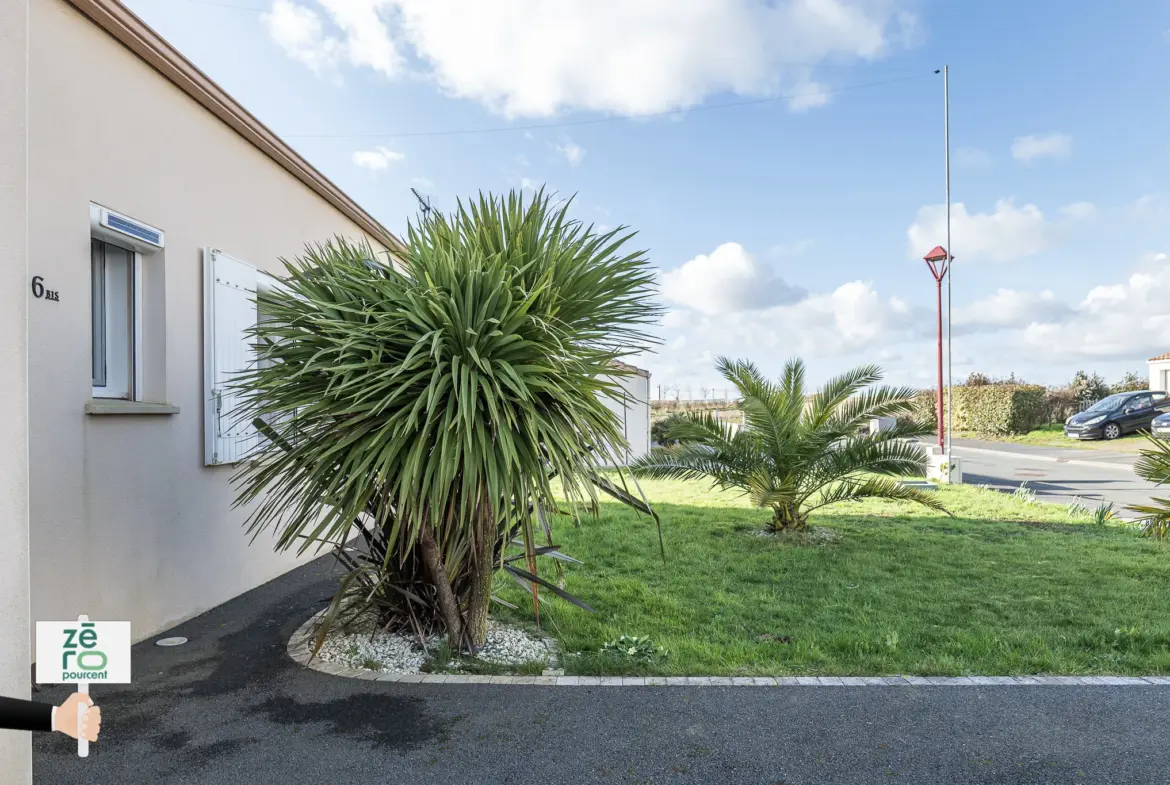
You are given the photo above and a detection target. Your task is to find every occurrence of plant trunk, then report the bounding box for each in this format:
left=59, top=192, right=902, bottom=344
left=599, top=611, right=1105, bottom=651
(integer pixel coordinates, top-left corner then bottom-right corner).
left=770, top=504, right=807, bottom=532
left=462, top=502, right=497, bottom=652
left=419, top=523, right=463, bottom=646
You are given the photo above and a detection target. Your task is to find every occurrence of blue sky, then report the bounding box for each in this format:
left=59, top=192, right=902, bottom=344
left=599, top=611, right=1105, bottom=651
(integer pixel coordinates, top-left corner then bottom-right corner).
left=126, top=0, right=1170, bottom=394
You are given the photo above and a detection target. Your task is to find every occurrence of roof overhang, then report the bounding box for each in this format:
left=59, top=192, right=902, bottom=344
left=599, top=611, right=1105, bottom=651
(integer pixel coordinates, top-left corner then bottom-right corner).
left=63, top=0, right=405, bottom=258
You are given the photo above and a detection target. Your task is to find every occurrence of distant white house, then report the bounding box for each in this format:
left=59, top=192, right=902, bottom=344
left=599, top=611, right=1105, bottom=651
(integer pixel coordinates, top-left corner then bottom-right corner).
left=599, top=361, right=652, bottom=465
left=1150, top=352, right=1170, bottom=393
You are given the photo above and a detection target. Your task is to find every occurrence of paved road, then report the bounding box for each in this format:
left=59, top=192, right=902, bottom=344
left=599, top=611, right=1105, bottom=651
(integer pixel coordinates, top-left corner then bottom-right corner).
left=33, top=557, right=1170, bottom=785
left=954, top=438, right=1140, bottom=468
left=950, top=438, right=1162, bottom=512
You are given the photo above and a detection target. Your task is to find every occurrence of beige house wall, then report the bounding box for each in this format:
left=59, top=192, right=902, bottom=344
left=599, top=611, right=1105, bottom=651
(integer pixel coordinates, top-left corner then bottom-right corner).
left=0, top=0, right=33, bottom=779
left=26, top=0, right=393, bottom=651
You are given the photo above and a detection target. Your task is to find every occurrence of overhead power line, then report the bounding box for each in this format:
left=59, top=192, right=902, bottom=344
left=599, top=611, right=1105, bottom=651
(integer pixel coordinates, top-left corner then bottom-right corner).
left=283, top=71, right=935, bottom=140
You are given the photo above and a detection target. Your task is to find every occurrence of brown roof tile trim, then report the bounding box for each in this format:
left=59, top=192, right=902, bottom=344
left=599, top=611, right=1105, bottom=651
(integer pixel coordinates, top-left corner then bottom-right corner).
left=1150, top=352, right=1170, bottom=362
left=65, top=0, right=404, bottom=256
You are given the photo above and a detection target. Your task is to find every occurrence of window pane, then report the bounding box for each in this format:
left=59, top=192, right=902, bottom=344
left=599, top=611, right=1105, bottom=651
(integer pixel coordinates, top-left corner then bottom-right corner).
left=91, top=240, right=106, bottom=387
left=92, top=240, right=134, bottom=399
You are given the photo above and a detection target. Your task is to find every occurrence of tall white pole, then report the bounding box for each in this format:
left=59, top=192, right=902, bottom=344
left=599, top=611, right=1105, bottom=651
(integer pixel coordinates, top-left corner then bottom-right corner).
left=944, top=65, right=953, bottom=472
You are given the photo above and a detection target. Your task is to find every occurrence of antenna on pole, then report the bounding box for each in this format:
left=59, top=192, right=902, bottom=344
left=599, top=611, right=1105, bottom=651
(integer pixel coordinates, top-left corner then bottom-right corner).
left=411, top=187, right=436, bottom=217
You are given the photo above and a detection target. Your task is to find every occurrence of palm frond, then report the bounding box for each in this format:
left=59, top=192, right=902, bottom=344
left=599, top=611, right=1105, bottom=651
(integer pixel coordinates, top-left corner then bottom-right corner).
left=650, top=356, right=949, bottom=527
left=1133, top=434, right=1170, bottom=486
left=807, top=476, right=951, bottom=515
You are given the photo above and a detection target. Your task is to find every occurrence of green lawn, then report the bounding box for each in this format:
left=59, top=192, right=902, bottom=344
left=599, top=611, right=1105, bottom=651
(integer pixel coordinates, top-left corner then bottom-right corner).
left=966, top=424, right=1149, bottom=453
left=494, top=478, right=1170, bottom=676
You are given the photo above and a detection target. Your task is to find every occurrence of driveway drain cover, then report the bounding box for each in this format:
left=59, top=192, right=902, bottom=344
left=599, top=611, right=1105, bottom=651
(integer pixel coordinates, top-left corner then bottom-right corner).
left=156, top=637, right=188, bottom=647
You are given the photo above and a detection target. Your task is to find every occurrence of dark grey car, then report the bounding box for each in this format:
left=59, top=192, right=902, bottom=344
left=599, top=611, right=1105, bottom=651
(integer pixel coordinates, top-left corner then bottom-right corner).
left=1064, top=391, right=1170, bottom=441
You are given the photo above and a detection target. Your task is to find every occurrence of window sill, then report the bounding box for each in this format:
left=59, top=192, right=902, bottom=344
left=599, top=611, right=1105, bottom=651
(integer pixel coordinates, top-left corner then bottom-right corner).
left=85, top=400, right=180, bottom=416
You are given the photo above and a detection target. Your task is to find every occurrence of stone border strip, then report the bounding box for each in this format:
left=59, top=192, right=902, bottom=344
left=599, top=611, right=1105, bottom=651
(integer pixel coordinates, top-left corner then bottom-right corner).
left=287, top=613, right=1170, bottom=686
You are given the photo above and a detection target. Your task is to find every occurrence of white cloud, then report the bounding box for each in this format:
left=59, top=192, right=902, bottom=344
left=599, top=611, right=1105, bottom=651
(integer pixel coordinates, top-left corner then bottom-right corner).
left=266, top=0, right=920, bottom=117
left=262, top=0, right=343, bottom=78
left=660, top=242, right=804, bottom=316
left=954, top=146, right=992, bottom=168
left=519, top=177, right=540, bottom=191
left=1011, top=132, right=1072, bottom=163
left=953, top=288, right=1074, bottom=331
left=411, top=176, right=434, bottom=188
left=907, top=199, right=1053, bottom=263
left=554, top=138, right=586, bottom=166
left=352, top=146, right=405, bottom=171
left=942, top=254, right=1170, bottom=362
left=787, top=81, right=832, bottom=112
left=1058, top=201, right=1096, bottom=220
left=319, top=0, right=402, bottom=76
left=1129, top=193, right=1170, bottom=227
left=659, top=279, right=915, bottom=360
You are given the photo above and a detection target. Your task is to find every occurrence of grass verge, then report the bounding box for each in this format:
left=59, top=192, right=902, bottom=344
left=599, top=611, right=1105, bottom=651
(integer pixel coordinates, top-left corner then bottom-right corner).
left=493, top=478, right=1170, bottom=676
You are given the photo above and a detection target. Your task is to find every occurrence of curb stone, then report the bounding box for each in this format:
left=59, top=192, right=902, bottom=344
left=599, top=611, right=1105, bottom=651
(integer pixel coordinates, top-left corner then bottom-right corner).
left=287, top=613, right=1170, bottom=687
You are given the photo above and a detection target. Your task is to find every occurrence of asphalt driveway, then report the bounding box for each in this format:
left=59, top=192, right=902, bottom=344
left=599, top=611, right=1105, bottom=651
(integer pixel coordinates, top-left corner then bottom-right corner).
left=33, top=555, right=1170, bottom=785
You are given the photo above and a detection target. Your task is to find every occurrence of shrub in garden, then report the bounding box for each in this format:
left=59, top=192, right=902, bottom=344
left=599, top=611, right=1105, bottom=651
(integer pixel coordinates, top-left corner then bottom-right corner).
left=965, top=372, right=992, bottom=386
left=651, top=413, right=690, bottom=446
left=232, top=190, right=662, bottom=652
left=632, top=357, right=947, bottom=531
left=1070, top=370, right=1109, bottom=409
left=1110, top=372, right=1149, bottom=394
left=1044, top=386, right=1079, bottom=424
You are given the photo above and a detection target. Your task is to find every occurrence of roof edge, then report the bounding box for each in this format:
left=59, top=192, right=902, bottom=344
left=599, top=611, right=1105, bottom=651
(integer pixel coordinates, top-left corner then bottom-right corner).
left=65, top=0, right=404, bottom=256
left=610, top=360, right=651, bottom=378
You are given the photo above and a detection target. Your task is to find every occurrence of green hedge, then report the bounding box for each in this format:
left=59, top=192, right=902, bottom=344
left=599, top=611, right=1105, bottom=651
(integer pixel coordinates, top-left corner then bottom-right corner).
left=912, top=384, right=1048, bottom=436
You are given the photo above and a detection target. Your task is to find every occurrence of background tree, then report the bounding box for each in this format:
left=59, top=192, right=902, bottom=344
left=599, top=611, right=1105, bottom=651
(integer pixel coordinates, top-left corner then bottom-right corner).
left=633, top=357, right=947, bottom=532
left=965, top=372, right=992, bottom=387
left=1070, top=370, right=1109, bottom=409
left=233, top=190, right=661, bottom=651
left=1110, top=371, right=1149, bottom=394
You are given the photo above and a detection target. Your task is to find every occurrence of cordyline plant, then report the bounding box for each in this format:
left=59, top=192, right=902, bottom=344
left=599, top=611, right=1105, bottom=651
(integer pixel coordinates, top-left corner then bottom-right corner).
left=633, top=357, right=948, bottom=531
left=232, top=190, right=661, bottom=653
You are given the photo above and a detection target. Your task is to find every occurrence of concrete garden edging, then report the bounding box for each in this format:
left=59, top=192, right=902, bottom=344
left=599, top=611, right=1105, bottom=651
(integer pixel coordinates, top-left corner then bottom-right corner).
left=287, top=612, right=1170, bottom=687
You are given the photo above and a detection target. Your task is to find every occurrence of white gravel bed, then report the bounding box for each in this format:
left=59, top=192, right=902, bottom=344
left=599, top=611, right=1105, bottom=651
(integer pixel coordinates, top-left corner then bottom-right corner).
left=314, top=618, right=549, bottom=674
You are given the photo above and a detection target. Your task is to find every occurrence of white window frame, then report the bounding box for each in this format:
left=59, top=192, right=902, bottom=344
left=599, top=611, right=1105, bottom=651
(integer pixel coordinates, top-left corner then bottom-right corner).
left=89, top=204, right=162, bottom=401
left=89, top=237, right=142, bottom=400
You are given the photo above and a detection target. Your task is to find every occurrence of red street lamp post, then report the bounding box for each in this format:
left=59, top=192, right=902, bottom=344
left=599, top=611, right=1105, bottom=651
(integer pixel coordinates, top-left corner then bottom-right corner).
left=923, top=246, right=952, bottom=450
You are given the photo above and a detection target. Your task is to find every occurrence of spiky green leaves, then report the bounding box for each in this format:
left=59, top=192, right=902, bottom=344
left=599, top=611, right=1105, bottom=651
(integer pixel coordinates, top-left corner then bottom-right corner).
left=633, top=356, right=947, bottom=529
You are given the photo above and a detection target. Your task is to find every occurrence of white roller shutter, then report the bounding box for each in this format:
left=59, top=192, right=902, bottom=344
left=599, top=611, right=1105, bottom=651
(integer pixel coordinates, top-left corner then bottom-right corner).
left=203, top=248, right=259, bottom=466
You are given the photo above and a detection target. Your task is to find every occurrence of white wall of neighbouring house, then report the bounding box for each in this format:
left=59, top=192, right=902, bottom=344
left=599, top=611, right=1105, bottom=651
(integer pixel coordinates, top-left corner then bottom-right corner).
left=1148, top=360, right=1170, bottom=393
left=597, top=370, right=651, bottom=466
left=25, top=0, right=392, bottom=654
left=0, top=0, right=33, bottom=779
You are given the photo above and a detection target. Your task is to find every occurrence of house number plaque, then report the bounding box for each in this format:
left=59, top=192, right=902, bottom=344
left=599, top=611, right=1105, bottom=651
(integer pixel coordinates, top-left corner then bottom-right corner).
left=31, top=276, right=60, bottom=302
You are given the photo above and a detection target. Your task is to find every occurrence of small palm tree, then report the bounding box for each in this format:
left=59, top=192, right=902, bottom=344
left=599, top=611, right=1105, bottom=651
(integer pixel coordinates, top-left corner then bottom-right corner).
left=632, top=357, right=947, bottom=531
left=1126, top=435, right=1170, bottom=547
